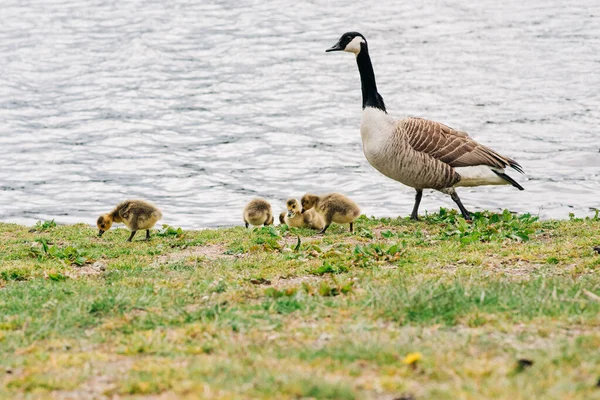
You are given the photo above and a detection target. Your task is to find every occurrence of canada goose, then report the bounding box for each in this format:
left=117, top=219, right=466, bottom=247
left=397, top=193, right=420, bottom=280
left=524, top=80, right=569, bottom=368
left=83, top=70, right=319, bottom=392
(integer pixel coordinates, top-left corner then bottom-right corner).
left=301, top=193, right=360, bottom=234
left=243, top=198, right=274, bottom=228
left=326, top=32, right=524, bottom=220
left=97, top=199, right=162, bottom=242
left=284, top=198, right=325, bottom=230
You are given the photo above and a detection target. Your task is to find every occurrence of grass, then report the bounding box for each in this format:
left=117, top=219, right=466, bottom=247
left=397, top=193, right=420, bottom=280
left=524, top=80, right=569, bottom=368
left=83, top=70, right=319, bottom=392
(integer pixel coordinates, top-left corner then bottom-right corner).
left=0, top=209, right=599, bottom=399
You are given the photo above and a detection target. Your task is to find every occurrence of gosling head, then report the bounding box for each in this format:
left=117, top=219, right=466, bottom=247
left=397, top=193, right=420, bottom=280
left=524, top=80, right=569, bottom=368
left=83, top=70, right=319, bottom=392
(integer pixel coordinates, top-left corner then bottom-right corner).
left=96, top=214, right=113, bottom=237
left=326, top=32, right=367, bottom=55
left=286, top=199, right=301, bottom=218
left=300, top=194, right=318, bottom=214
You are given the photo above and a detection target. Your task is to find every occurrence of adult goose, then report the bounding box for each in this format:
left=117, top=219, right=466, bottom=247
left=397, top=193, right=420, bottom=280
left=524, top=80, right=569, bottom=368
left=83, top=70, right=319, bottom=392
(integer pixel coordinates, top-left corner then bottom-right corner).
left=326, top=32, right=524, bottom=220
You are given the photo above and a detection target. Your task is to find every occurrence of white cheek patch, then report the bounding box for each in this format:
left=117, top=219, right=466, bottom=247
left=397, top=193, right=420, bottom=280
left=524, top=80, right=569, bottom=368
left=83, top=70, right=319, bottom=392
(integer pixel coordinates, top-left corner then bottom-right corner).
left=344, top=36, right=365, bottom=54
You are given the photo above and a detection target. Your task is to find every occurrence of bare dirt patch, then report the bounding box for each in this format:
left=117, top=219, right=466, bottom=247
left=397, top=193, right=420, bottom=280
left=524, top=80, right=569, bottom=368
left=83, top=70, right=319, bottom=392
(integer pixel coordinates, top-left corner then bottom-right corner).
left=154, top=244, right=234, bottom=265
left=271, top=274, right=324, bottom=289
left=65, top=262, right=107, bottom=278
left=50, top=357, right=135, bottom=400
left=280, top=234, right=320, bottom=248
left=484, top=257, right=543, bottom=279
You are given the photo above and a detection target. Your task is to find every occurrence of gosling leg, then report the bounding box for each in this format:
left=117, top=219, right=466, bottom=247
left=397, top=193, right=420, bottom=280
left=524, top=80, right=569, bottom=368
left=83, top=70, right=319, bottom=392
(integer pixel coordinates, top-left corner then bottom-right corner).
left=318, top=224, right=330, bottom=235
left=127, top=231, right=137, bottom=242
left=411, top=189, right=423, bottom=221
left=145, top=229, right=151, bottom=241
left=349, top=222, right=354, bottom=233
left=318, top=212, right=334, bottom=235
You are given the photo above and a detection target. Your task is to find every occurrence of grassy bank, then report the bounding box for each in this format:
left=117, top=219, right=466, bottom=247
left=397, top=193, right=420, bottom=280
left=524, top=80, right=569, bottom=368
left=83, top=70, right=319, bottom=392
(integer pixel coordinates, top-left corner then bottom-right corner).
left=1, top=210, right=599, bottom=399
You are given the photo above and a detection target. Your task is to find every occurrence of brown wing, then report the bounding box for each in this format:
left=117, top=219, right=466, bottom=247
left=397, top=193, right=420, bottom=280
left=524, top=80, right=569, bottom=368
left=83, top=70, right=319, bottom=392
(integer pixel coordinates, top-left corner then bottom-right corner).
left=402, top=118, right=523, bottom=173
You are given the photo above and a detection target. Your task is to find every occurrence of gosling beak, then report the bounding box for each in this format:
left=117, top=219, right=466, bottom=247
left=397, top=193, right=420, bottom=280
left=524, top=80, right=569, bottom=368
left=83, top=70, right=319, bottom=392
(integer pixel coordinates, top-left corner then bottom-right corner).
left=301, top=209, right=306, bottom=214
left=326, top=41, right=344, bottom=52
left=98, top=230, right=105, bottom=237
left=287, top=211, right=294, bottom=217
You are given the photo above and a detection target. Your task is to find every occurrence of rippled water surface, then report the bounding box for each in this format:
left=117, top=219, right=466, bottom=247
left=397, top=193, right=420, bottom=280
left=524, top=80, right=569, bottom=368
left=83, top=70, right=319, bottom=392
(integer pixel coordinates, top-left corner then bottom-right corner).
left=1, top=0, right=599, bottom=228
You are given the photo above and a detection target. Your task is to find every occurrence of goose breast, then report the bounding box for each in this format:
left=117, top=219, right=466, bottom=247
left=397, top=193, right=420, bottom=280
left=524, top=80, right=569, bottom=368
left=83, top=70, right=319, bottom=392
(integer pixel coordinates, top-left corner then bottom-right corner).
left=360, top=108, right=459, bottom=189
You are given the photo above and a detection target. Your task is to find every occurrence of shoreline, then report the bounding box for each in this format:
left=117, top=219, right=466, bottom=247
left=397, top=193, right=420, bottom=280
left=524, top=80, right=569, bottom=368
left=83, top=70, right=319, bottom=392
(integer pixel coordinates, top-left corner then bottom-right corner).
left=2, top=207, right=598, bottom=232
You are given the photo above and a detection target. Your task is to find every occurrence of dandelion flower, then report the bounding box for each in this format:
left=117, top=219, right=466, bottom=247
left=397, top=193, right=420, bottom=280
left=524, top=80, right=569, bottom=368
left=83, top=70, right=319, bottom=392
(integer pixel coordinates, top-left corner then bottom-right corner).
left=402, top=352, right=422, bottom=365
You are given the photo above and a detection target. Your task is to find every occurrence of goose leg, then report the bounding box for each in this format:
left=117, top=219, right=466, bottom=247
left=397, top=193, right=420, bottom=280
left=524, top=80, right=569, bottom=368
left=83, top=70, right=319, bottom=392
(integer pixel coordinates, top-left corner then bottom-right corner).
left=411, top=189, right=423, bottom=220
left=450, top=191, right=471, bottom=221
left=145, top=230, right=151, bottom=241
left=349, top=222, right=354, bottom=233
left=127, top=231, right=137, bottom=242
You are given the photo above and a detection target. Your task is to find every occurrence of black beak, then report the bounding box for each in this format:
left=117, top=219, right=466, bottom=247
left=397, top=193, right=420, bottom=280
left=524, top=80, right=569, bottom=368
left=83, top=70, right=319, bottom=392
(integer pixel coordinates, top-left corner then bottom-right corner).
left=287, top=211, right=294, bottom=217
left=98, top=230, right=105, bottom=237
left=301, top=209, right=306, bottom=214
left=326, top=41, right=344, bottom=52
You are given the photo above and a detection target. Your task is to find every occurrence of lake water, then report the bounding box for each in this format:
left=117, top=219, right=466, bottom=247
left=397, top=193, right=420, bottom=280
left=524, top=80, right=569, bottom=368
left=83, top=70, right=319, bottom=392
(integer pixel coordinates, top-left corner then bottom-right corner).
left=1, top=0, right=598, bottom=228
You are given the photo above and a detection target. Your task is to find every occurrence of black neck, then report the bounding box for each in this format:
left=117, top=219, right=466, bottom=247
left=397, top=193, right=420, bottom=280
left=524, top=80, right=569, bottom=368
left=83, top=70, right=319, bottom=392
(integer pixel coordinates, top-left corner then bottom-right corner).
left=356, top=44, right=386, bottom=112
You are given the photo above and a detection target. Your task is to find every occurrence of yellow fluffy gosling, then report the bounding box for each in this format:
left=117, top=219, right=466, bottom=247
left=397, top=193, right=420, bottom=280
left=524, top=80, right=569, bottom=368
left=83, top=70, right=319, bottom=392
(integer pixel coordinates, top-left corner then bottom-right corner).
left=243, top=198, right=274, bottom=228
left=97, top=199, right=162, bottom=242
left=301, top=193, right=360, bottom=234
left=284, top=198, right=325, bottom=230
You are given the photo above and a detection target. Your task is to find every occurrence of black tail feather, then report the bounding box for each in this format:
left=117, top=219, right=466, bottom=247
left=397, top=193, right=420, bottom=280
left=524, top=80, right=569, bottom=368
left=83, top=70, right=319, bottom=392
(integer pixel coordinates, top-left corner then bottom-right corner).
left=508, top=160, right=524, bottom=174
left=493, top=170, right=524, bottom=191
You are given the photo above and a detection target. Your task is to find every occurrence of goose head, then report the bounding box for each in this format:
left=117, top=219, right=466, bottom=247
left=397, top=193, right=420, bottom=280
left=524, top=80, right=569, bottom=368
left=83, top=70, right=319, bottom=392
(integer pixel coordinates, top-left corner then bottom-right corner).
left=326, top=32, right=367, bottom=55
left=97, top=214, right=113, bottom=237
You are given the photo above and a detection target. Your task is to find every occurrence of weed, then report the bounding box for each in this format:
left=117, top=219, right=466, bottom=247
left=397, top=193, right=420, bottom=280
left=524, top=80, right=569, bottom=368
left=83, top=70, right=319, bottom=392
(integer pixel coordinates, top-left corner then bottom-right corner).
left=156, top=225, right=184, bottom=238
left=310, top=261, right=349, bottom=276
left=30, top=219, right=57, bottom=232
left=1, top=267, right=31, bottom=281
left=433, top=209, right=538, bottom=243
left=30, top=239, right=90, bottom=265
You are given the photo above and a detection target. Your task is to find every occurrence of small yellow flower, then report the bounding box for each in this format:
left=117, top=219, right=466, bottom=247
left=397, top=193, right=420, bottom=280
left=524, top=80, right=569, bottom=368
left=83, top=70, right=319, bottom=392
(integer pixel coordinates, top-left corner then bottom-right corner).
left=402, top=352, right=422, bottom=365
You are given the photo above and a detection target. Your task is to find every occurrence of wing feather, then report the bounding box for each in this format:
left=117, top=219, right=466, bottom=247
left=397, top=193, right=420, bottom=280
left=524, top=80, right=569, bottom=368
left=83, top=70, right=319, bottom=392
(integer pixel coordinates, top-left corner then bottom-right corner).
left=402, top=118, right=523, bottom=172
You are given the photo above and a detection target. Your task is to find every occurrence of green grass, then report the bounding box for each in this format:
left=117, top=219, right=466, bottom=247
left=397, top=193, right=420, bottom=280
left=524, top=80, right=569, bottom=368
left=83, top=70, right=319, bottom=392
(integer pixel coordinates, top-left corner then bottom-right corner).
left=1, top=210, right=599, bottom=399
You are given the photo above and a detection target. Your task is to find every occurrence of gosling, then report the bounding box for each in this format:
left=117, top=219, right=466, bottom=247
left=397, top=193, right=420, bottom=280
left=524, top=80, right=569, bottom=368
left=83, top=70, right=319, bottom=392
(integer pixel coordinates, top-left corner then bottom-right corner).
left=301, top=193, right=360, bottom=234
left=243, top=198, right=274, bottom=228
left=284, top=198, right=325, bottom=231
left=97, top=199, right=162, bottom=242
left=279, top=211, right=286, bottom=225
